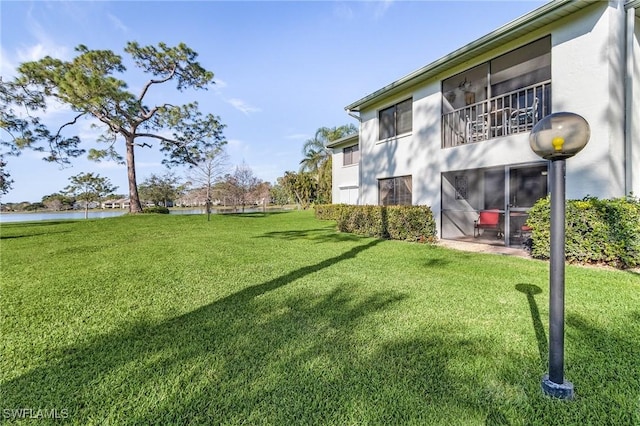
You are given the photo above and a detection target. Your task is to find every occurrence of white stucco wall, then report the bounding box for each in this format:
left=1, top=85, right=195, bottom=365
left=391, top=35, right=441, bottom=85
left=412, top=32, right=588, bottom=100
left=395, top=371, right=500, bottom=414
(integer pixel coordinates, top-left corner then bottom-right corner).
left=631, top=12, right=640, bottom=196
left=355, top=1, right=631, bottom=235
left=331, top=145, right=360, bottom=204
left=550, top=1, right=626, bottom=199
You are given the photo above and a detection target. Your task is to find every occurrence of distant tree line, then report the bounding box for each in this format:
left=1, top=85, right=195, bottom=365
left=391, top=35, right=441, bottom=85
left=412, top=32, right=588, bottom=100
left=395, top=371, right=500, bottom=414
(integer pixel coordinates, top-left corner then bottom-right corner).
left=1, top=160, right=271, bottom=216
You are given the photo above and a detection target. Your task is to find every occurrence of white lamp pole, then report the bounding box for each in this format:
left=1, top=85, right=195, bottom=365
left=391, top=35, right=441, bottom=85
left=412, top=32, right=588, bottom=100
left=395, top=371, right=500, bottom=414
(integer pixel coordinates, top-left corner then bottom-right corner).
left=529, top=112, right=590, bottom=399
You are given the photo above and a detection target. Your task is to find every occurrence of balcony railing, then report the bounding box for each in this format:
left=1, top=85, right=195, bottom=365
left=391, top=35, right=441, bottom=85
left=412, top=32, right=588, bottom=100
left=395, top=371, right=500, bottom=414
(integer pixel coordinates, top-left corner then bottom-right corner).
left=442, top=81, right=551, bottom=148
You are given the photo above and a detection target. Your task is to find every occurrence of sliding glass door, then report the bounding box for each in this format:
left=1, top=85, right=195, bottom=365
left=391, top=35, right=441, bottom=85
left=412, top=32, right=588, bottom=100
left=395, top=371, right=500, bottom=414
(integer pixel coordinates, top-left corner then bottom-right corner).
left=441, top=163, right=548, bottom=246
left=506, top=164, right=548, bottom=246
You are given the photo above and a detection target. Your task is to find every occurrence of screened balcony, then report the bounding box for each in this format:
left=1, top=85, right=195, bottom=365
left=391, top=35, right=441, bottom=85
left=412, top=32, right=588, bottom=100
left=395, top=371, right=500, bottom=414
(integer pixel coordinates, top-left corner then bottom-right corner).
left=441, top=36, right=551, bottom=148
left=442, top=81, right=551, bottom=147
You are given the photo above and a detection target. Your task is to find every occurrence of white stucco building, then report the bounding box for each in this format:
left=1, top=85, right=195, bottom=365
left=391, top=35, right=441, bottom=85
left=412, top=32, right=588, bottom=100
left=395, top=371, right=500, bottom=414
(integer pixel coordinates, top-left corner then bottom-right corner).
left=328, top=133, right=360, bottom=205
left=331, top=0, right=639, bottom=247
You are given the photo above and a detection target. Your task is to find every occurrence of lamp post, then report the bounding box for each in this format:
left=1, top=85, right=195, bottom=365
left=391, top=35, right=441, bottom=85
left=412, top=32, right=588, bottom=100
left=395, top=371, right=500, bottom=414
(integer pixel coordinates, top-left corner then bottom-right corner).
left=529, top=112, right=590, bottom=399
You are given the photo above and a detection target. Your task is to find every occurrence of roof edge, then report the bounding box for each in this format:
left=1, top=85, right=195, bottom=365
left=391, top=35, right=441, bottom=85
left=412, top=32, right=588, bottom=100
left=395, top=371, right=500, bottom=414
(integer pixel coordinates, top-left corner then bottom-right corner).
left=345, top=0, right=586, bottom=112
left=326, top=133, right=358, bottom=149
left=626, top=0, right=640, bottom=9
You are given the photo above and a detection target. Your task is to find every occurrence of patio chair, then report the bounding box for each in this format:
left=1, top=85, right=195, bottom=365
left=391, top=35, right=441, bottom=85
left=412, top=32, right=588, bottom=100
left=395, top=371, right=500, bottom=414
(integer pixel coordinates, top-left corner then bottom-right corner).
left=509, top=97, right=539, bottom=131
left=466, top=114, right=489, bottom=142
left=474, top=209, right=503, bottom=238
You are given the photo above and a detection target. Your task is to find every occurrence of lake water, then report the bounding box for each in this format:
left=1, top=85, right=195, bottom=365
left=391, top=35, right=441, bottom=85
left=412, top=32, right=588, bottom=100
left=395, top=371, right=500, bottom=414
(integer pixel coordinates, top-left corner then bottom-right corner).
left=0, top=210, right=129, bottom=223
left=0, top=207, right=273, bottom=224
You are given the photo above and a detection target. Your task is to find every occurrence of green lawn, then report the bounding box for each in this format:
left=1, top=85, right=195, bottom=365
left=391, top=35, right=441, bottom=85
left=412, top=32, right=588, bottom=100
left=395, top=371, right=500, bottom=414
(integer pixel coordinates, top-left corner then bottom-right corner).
left=1, top=210, right=638, bottom=425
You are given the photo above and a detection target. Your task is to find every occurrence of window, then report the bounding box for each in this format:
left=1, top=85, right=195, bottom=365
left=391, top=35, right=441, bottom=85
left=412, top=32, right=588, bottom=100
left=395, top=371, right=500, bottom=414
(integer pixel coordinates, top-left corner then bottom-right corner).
left=343, top=145, right=360, bottom=166
left=378, top=176, right=412, bottom=205
left=379, top=98, right=412, bottom=140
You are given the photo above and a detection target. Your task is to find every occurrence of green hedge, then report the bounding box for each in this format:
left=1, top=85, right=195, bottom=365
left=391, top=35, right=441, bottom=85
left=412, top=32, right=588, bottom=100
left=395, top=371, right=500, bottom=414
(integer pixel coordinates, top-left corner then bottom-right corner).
left=142, top=206, right=170, bottom=214
left=315, top=204, right=437, bottom=243
left=526, top=195, right=640, bottom=268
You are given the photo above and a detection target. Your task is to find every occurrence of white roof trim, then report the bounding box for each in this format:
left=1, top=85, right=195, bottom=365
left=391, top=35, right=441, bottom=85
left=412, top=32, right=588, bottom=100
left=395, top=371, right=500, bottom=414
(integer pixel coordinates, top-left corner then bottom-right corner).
left=345, top=0, right=597, bottom=111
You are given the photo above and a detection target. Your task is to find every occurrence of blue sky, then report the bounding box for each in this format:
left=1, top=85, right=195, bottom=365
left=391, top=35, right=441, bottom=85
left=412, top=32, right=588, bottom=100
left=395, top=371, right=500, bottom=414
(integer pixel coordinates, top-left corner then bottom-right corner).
left=1, top=0, right=544, bottom=203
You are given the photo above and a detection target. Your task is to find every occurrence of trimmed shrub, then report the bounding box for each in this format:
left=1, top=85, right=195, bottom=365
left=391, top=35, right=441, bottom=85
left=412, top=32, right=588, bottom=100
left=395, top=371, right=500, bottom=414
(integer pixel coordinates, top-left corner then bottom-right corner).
left=315, top=204, right=437, bottom=243
left=314, top=204, right=340, bottom=221
left=142, top=206, right=170, bottom=214
left=526, top=195, right=639, bottom=268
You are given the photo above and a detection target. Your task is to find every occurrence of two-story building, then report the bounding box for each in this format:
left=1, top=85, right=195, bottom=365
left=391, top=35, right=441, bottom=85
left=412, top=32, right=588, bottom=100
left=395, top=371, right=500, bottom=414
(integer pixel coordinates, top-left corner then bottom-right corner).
left=332, top=0, right=639, bottom=247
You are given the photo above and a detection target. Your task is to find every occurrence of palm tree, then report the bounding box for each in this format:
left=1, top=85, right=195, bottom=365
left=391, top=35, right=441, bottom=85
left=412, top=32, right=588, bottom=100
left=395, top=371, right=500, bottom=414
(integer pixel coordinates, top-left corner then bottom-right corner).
left=300, top=124, right=357, bottom=204
left=300, top=124, right=357, bottom=175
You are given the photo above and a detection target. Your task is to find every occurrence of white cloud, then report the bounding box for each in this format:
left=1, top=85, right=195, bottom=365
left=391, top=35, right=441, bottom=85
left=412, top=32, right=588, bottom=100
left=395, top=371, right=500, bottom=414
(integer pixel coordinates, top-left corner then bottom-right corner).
left=95, top=161, right=126, bottom=170
left=17, top=44, right=47, bottom=62
left=0, top=47, right=18, bottom=77
left=45, top=98, right=74, bottom=116
left=107, top=13, right=128, bottom=33
left=333, top=3, right=354, bottom=20
left=228, top=98, right=261, bottom=115
left=334, top=0, right=393, bottom=21
left=286, top=133, right=310, bottom=141
left=0, top=6, right=72, bottom=77
left=6, top=40, right=69, bottom=80
left=21, top=8, right=71, bottom=62
left=209, top=77, right=259, bottom=116
left=225, top=138, right=248, bottom=153
left=214, top=78, right=228, bottom=89
left=373, top=0, right=394, bottom=19
left=136, top=161, right=163, bottom=169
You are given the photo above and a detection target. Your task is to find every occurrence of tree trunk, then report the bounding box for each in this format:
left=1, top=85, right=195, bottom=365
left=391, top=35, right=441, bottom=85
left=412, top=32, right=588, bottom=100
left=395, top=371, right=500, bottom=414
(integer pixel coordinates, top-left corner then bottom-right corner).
left=125, top=136, right=143, bottom=213
left=206, top=184, right=211, bottom=221
left=84, top=202, right=89, bottom=219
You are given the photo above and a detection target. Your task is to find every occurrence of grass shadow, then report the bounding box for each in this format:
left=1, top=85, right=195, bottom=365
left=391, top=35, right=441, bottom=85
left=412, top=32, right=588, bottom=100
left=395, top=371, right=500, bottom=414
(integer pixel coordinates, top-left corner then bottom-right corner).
left=3, top=213, right=638, bottom=423
left=0, top=234, right=516, bottom=423
left=223, top=211, right=291, bottom=218
left=2, top=239, right=401, bottom=421
left=0, top=221, right=74, bottom=239
left=3, top=291, right=506, bottom=423
left=515, top=283, right=547, bottom=368
left=259, top=227, right=365, bottom=243
left=422, top=257, right=452, bottom=268
left=0, top=230, right=71, bottom=240
left=0, top=220, right=81, bottom=227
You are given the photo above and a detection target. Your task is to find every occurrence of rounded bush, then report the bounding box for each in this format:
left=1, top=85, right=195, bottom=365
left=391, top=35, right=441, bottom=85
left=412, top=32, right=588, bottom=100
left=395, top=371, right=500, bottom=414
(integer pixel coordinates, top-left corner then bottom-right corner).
left=526, top=195, right=639, bottom=268
left=142, top=206, right=170, bottom=214
left=315, top=204, right=437, bottom=243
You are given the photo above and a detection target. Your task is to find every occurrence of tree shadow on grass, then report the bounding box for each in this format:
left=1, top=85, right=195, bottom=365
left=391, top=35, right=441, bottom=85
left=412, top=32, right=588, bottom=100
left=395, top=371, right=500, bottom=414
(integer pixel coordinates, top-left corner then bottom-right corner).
left=3, top=239, right=639, bottom=424
left=259, top=227, right=365, bottom=243
left=0, top=221, right=75, bottom=239
left=223, top=211, right=291, bottom=218
left=1, top=235, right=506, bottom=424
left=2, top=296, right=504, bottom=424
left=0, top=220, right=80, bottom=227
left=2, top=239, right=400, bottom=420
left=0, top=230, right=71, bottom=240
left=422, top=257, right=453, bottom=268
